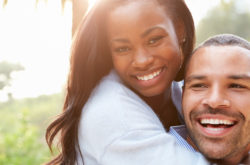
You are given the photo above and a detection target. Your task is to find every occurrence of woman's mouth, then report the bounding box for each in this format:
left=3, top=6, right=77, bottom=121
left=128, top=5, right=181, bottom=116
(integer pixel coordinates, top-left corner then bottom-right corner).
left=136, top=68, right=163, bottom=81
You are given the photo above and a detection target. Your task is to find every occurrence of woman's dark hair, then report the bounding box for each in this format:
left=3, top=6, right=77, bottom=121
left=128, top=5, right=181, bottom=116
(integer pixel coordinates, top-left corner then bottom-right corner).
left=157, top=0, right=195, bottom=81
left=45, top=0, right=195, bottom=164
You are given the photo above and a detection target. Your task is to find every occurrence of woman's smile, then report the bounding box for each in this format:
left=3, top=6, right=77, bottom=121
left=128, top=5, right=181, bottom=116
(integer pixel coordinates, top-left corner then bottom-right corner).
left=135, top=67, right=164, bottom=81
left=107, top=1, right=182, bottom=97
left=132, top=67, right=166, bottom=89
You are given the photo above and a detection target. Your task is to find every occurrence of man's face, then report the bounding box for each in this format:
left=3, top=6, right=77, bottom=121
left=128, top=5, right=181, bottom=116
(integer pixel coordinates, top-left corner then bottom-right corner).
left=182, top=45, right=250, bottom=164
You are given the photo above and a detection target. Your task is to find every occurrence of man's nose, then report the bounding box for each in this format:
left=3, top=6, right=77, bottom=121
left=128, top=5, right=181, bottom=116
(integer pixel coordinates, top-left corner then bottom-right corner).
left=202, top=86, right=230, bottom=109
left=132, top=48, right=154, bottom=70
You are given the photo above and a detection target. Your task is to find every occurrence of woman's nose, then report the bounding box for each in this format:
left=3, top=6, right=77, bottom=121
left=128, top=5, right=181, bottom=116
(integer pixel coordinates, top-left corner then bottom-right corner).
left=132, top=48, right=154, bottom=70
left=202, top=86, right=230, bottom=109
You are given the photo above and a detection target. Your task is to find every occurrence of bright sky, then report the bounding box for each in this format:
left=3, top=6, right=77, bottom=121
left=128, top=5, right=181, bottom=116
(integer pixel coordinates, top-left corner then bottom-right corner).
left=0, top=0, right=220, bottom=101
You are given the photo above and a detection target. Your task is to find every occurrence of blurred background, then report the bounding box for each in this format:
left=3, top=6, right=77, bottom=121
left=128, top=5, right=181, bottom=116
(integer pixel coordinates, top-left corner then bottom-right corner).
left=0, top=0, right=249, bottom=164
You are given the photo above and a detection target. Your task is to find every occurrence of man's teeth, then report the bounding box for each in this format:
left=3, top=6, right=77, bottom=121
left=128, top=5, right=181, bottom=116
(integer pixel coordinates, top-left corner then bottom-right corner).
left=137, top=69, right=162, bottom=81
left=200, top=119, right=234, bottom=125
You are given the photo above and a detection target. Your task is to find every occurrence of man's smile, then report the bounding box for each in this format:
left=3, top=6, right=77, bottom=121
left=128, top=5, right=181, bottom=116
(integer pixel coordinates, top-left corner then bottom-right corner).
left=194, top=115, right=238, bottom=137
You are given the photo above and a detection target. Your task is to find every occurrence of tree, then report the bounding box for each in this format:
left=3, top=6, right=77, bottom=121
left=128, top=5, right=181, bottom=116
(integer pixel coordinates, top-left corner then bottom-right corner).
left=196, top=0, right=250, bottom=44
left=0, top=61, right=24, bottom=100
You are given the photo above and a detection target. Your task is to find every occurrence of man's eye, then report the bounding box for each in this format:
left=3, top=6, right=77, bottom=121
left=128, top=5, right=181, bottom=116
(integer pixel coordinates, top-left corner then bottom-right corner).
left=148, top=36, right=164, bottom=45
left=191, top=84, right=206, bottom=88
left=114, top=47, right=130, bottom=53
left=229, top=83, right=245, bottom=89
left=190, top=84, right=207, bottom=89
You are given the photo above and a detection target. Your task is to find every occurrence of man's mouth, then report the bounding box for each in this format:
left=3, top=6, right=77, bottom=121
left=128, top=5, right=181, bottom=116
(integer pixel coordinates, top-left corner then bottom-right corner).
left=197, top=117, right=237, bottom=136
left=136, top=68, right=163, bottom=81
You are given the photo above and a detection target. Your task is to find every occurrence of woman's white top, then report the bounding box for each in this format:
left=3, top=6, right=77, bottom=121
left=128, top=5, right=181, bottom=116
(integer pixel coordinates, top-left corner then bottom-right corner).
left=77, top=70, right=208, bottom=165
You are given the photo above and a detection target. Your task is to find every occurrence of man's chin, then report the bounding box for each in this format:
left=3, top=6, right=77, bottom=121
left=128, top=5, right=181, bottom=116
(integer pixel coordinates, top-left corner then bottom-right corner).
left=192, top=135, right=232, bottom=159
left=199, top=146, right=230, bottom=160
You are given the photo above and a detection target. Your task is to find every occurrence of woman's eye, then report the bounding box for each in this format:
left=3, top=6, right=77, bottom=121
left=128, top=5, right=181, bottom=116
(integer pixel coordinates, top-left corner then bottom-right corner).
left=148, top=36, right=164, bottom=45
left=229, top=83, right=245, bottom=89
left=114, top=47, right=130, bottom=53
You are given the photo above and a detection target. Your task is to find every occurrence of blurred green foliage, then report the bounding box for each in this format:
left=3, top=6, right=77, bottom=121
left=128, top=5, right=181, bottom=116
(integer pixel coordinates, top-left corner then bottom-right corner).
left=0, top=93, right=64, bottom=164
left=196, top=0, right=250, bottom=44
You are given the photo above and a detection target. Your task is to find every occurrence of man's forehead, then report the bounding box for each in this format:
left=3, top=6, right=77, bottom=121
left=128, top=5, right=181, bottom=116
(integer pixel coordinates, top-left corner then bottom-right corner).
left=189, top=46, right=250, bottom=68
left=185, top=46, right=250, bottom=79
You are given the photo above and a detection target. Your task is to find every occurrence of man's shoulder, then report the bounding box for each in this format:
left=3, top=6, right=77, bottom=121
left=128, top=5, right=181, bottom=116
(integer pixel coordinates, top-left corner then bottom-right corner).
left=169, top=125, right=196, bottom=152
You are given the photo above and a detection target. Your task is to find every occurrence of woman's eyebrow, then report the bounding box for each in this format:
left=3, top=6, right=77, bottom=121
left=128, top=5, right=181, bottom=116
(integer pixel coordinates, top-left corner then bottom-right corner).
left=141, top=26, right=166, bottom=38
left=110, top=38, right=130, bottom=44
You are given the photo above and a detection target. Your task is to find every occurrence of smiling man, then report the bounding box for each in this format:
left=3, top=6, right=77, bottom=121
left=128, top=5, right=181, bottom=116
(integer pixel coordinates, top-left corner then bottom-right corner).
left=170, top=34, right=250, bottom=165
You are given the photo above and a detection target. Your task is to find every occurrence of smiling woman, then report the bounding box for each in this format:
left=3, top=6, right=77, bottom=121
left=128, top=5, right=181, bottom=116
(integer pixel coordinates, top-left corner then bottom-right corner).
left=45, top=0, right=209, bottom=165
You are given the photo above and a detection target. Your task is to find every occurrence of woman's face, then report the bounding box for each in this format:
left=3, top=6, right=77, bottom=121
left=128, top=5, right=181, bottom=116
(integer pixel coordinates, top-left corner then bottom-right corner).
left=107, top=1, right=183, bottom=97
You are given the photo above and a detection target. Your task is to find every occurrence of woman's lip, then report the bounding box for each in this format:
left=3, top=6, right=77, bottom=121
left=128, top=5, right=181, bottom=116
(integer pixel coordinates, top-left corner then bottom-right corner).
left=133, top=67, right=166, bottom=87
left=133, top=66, right=165, bottom=77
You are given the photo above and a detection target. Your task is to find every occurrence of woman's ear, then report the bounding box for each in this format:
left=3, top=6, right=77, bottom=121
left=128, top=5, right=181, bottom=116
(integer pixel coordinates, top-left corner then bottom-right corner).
left=174, top=21, right=186, bottom=82
left=174, top=49, right=185, bottom=82
left=175, top=20, right=186, bottom=46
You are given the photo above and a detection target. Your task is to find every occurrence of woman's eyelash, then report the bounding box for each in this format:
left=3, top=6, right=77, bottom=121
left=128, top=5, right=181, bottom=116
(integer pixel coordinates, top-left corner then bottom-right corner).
left=114, top=47, right=130, bottom=53
left=148, top=36, right=164, bottom=44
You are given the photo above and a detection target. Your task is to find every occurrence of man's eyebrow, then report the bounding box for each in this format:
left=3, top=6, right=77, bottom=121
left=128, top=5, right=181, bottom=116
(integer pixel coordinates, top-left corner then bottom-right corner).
left=228, top=75, right=250, bottom=81
left=141, top=26, right=166, bottom=38
left=185, top=75, right=206, bottom=83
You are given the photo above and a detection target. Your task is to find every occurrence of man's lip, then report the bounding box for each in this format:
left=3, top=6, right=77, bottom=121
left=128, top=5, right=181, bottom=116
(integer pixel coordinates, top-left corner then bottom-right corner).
left=194, top=114, right=238, bottom=137
left=196, top=114, right=237, bottom=123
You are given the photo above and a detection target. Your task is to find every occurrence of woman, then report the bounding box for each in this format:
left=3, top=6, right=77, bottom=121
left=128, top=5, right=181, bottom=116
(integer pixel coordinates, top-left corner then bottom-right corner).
left=46, top=0, right=208, bottom=164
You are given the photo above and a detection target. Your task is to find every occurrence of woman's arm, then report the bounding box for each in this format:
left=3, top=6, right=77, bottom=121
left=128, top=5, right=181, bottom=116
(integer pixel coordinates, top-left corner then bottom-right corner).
left=78, top=73, right=209, bottom=165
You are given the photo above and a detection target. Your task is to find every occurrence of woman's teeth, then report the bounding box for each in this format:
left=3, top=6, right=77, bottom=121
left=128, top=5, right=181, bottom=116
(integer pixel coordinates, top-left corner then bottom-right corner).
left=136, top=69, right=162, bottom=81
left=200, top=118, right=234, bottom=125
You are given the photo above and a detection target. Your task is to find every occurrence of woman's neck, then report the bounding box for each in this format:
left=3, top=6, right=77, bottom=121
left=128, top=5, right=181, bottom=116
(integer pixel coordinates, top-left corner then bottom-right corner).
left=140, top=89, right=181, bottom=130
left=142, top=92, right=169, bottom=111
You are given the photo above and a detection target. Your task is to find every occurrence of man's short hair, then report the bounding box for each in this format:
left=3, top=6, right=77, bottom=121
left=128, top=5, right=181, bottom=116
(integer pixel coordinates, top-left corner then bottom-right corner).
left=185, top=34, right=250, bottom=74
left=193, top=34, right=250, bottom=54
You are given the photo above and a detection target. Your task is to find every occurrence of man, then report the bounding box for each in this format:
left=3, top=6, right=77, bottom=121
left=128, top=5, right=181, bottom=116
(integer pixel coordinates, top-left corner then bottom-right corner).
left=170, top=34, right=250, bottom=165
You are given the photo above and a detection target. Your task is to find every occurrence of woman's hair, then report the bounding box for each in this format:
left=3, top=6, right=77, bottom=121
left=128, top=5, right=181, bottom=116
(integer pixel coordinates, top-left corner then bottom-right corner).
left=45, top=0, right=195, bottom=164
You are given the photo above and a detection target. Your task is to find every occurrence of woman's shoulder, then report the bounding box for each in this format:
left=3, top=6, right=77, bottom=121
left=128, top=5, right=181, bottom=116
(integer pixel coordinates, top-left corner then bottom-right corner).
left=80, top=70, right=162, bottom=131
left=85, top=70, right=147, bottom=112
left=78, top=71, right=164, bottom=160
